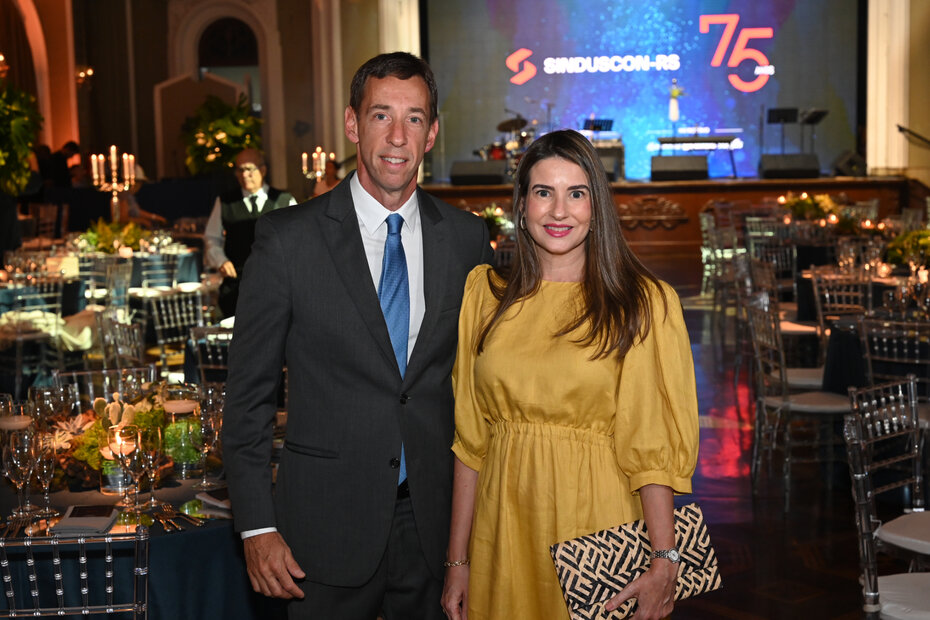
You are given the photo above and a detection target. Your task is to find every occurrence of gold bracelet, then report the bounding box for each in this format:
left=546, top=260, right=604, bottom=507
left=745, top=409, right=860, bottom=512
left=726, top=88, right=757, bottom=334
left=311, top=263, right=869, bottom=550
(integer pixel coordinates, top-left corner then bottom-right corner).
left=443, top=558, right=470, bottom=567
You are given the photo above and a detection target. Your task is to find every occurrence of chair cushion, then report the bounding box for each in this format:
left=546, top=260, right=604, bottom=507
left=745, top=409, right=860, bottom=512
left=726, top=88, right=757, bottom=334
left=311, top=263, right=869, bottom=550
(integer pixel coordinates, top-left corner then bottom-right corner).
left=877, top=572, right=930, bottom=619
left=779, top=319, right=819, bottom=335
left=917, top=402, right=930, bottom=430
left=878, top=511, right=930, bottom=556
left=763, top=390, right=851, bottom=414
left=782, top=366, right=825, bottom=390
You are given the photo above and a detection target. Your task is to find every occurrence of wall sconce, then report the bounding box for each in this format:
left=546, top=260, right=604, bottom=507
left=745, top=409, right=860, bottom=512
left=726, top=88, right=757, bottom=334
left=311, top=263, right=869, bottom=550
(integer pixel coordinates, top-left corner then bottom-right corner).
left=0, top=54, right=9, bottom=79
left=76, top=65, right=94, bottom=87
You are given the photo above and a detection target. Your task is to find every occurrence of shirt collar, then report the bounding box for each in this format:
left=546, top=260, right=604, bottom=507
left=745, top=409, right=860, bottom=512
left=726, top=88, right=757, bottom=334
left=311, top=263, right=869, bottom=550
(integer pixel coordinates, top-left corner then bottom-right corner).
left=350, top=173, right=420, bottom=235
left=241, top=184, right=270, bottom=202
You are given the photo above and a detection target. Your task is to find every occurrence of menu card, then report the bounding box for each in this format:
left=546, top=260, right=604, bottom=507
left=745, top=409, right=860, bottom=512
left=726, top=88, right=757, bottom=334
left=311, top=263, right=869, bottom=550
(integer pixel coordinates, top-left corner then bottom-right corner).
left=51, top=505, right=119, bottom=535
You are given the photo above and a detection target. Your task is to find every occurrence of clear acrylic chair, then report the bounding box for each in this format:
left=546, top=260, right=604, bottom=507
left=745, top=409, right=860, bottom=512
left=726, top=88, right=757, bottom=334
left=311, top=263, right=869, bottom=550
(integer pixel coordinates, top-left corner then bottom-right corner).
left=190, top=325, right=233, bottom=384
left=845, top=377, right=930, bottom=616
left=54, top=366, right=157, bottom=413
left=148, top=291, right=204, bottom=380
left=0, top=275, right=65, bottom=399
left=745, top=292, right=852, bottom=511
left=0, top=527, right=149, bottom=618
left=97, top=311, right=147, bottom=370
left=858, top=316, right=930, bottom=430
left=139, top=253, right=179, bottom=289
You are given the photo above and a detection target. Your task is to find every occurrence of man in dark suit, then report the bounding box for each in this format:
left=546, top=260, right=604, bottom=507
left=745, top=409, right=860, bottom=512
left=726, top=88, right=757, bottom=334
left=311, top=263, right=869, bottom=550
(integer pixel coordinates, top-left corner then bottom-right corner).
left=222, top=52, right=493, bottom=619
left=204, top=148, right=296, bottom=317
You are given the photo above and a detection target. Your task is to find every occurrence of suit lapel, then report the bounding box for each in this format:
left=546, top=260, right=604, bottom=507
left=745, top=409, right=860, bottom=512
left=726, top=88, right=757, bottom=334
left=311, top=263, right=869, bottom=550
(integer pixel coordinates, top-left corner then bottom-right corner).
left=403, top=189, right=447, bottom=385
left=319, top=178, right=398, bottom=372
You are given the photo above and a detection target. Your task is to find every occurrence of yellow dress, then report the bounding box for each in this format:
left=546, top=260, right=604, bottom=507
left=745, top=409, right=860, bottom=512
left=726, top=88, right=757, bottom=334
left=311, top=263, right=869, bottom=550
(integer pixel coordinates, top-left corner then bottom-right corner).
left=452, top=265, right=699, bottom=620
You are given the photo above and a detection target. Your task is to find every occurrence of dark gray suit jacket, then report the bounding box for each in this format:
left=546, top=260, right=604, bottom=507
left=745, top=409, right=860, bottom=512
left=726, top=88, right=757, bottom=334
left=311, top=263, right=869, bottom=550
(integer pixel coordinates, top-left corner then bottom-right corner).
left=222, top=174, right=493, bottom=586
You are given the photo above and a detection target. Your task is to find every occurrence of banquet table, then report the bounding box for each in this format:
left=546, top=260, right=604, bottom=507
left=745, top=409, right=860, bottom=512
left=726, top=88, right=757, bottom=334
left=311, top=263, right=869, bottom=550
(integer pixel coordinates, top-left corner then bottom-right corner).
left=0, top=478, right=285, bottom=619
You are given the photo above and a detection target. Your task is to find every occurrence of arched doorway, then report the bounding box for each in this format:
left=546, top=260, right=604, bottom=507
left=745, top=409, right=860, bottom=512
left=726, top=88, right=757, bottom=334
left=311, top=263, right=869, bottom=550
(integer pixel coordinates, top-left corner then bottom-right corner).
left=198, top=17, right=261, bottom=115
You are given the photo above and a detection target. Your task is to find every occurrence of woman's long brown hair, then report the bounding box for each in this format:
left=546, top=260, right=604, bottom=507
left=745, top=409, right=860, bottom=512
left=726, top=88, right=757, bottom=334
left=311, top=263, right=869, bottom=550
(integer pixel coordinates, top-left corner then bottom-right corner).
left=476, top=129, right=667, bottom=359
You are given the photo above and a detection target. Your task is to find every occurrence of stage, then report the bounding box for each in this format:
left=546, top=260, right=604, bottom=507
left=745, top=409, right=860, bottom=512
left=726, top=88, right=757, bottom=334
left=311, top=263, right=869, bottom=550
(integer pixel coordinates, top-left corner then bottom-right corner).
left=425, top=175, right=929, bottom=255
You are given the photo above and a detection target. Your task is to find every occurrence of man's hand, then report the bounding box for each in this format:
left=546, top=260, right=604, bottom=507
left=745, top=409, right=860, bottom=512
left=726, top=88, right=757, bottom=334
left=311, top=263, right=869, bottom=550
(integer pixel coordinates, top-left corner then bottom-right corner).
left=243, top=532, right=306, bottom=599
left=220, top=261, right=238, bottom=278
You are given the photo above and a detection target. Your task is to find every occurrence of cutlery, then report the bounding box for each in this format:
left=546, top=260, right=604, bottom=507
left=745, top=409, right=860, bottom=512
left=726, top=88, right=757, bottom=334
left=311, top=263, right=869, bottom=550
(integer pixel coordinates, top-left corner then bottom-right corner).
left=159, top=506, right=203, bottom=527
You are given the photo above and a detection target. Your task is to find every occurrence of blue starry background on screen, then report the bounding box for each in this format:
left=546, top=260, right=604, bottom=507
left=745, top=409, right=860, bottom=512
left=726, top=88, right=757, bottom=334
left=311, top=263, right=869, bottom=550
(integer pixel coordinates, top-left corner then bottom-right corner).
left=427, top=0, right=857, bottom=180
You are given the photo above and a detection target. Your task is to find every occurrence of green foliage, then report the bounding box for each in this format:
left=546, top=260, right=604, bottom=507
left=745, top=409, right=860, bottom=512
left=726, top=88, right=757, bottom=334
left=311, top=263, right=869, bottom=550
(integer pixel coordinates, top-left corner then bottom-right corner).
left=181, top=94, right=262, bottom=176
left=71, top=400, right=166, bottom=472
left=885, top=230, right=930, bottom=266
left=78, top=218, right=150, bottom=253
left=0, top=79, right=43, bottom=196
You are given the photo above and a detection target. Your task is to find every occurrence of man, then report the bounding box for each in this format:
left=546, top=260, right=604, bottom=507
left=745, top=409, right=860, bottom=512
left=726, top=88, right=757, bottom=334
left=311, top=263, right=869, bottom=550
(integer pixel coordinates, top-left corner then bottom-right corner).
left=223, top=52, right=493, bottom=619
left=203, top=148, right=296, bottom=317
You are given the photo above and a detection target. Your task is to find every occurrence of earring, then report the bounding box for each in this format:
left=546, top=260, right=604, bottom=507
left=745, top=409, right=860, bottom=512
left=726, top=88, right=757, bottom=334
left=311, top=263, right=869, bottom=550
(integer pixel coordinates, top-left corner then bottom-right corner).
left=519, top=214, right=527, bottom=230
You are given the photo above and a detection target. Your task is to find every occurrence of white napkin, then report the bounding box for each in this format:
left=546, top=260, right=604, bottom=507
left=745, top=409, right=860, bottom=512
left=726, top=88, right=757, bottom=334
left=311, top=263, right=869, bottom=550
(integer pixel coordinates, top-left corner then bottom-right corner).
left=50, top=505, right=119, bottom=535
left=196, top=488, right=231, bottom=509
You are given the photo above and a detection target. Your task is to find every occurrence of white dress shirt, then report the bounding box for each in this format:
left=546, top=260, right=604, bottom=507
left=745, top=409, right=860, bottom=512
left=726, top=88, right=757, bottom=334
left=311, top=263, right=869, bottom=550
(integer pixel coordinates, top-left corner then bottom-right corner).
left=203, top=184, right=297, bottom=269
left=241, top=173, right=425, bottom=540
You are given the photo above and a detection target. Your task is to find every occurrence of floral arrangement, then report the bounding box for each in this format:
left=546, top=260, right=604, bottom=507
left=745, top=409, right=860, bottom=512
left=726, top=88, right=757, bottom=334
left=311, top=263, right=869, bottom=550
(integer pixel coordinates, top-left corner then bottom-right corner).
left=885, top=229, right=930, bottom=266
left=75, top=218, right=150, bottom=254
left=50, top=388, right=166, bottom=488
left=472, top=204, right=514, bottom=240
left=778, top=192, right=841, bottom=221
left=181, top=94, right=262, bottom=176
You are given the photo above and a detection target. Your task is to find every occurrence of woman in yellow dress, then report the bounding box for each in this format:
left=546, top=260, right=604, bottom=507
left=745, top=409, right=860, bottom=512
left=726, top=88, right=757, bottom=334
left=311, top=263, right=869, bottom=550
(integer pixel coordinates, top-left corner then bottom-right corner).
left=440, top=130, right=699, bottom=620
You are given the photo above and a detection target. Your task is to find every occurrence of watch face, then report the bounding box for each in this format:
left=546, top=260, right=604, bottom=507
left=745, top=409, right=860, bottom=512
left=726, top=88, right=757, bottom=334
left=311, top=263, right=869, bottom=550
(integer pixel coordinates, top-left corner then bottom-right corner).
left=668, top=549, right=681, bottom=562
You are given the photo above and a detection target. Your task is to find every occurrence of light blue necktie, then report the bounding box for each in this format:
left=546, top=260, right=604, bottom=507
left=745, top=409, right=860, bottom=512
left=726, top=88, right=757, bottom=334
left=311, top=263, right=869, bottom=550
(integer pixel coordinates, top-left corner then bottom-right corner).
left=378, top=213, right=409, bottom=484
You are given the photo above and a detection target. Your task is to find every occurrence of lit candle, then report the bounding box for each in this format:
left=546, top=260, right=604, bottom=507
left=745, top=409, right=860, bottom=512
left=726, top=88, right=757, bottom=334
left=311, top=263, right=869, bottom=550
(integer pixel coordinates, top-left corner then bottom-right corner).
left=108, top=432, right=136, bottom=458
left=777, top=195, right=786, bottom=205
left=827, top=213, right=838, bottom=224
left=118, top=246, right=133, bottom=259
left=97, top=154, right=105, bottom=182
left=109, top=145, right=118, bottom=182
left=122, top=153, right=129, bottom=183
left=863, top=219, right=873, bottom=229
left=91, top=155, right=99, bottom=184
left=128, top=154, right=135, bottom=185
left=302, top=152, right=309, bottom=175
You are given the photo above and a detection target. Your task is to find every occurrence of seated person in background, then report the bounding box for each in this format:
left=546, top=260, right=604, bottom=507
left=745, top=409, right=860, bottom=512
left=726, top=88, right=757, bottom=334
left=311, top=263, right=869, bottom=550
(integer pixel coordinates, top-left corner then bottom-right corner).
left=204, top=148, right=296, bottom=318
left=312, top=158, right=342, bottom=196
left=118, top=164, right=168, bottom=228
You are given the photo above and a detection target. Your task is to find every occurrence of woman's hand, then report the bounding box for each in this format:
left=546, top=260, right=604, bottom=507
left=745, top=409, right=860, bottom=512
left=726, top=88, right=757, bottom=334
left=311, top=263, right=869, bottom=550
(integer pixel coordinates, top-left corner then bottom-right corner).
left=440, top=565, right=469, bottom=620
left=604, top=558, right=677, bottom=619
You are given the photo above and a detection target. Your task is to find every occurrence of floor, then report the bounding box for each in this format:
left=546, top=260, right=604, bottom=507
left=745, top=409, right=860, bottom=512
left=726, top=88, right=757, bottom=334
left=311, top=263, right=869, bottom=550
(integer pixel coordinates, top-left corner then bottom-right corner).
left=642, top=252, right=873, bottom=619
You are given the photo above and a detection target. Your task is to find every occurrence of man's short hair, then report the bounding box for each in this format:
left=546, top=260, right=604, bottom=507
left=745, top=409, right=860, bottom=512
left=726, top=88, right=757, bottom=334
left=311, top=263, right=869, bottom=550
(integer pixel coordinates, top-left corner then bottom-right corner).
left=349, top=52, right=438, bottom=124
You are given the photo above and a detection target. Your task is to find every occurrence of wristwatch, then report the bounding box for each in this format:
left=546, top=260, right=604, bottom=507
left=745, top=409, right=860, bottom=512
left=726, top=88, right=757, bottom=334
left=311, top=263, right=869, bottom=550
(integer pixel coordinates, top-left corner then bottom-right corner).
left=651, top=548, right=681, bottom=563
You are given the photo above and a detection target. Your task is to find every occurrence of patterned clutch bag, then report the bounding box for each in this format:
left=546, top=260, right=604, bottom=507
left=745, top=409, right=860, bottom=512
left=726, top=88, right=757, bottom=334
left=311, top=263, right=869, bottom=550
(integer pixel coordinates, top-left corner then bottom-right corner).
left=549, top=502, right=721, bottom=619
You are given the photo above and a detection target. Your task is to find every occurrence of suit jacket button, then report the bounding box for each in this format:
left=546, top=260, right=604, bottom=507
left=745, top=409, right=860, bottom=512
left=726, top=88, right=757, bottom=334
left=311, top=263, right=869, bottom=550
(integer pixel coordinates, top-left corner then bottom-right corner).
left=399, top=394, right=408, bottom=404
left=389, top=458, right=401, bottom=469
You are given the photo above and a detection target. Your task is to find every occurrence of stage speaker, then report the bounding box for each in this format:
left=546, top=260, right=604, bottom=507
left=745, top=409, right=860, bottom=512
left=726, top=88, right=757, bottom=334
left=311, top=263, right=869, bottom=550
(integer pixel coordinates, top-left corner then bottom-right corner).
left=650, top=155, right=708, bottom=181
left=758, top=154, right=820, bottom=179
left=600, top=156, right=621, bottom=181
left=833, top=150, right=867, bottom=177
left=449, top=160, right=508, bottom=185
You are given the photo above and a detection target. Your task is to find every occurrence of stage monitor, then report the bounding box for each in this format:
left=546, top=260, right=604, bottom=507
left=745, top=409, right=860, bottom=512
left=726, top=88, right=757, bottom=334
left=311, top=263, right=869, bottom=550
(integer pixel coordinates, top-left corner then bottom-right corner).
left=583, top=119, right=614, bottom=132
left=767, top=108, right=798, bottom=124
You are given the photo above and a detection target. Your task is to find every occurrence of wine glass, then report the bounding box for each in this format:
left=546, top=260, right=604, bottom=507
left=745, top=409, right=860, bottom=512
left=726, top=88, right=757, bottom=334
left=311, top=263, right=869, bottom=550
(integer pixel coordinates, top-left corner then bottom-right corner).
left=33, top=433, right=59, bottom=519
left=28, top=385, right=71, bottom=432
left=7, top=429, right=38, bottom=517
left=137, top=426, right=166, bottom=511
left=161, top=383, right=201, bottom=480
left=190, top=410, right=221, bottom=490
left=107, top=425, right=139, bottom=509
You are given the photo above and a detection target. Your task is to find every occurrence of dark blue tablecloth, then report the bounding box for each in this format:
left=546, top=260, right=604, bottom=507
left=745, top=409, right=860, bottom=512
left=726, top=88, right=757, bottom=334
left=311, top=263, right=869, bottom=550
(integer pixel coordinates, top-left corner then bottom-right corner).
left=0, top=480, right=285, bottom=619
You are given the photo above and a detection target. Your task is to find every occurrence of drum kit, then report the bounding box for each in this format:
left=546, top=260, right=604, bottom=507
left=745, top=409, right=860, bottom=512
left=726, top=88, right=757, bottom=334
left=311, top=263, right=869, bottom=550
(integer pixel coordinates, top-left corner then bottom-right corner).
left=473, top=114, right=537, bottom=175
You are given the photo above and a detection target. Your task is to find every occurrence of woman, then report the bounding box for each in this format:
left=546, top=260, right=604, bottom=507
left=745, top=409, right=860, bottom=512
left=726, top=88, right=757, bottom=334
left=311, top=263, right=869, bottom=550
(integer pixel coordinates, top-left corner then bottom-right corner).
left=441, top=130, right=698, bottom=620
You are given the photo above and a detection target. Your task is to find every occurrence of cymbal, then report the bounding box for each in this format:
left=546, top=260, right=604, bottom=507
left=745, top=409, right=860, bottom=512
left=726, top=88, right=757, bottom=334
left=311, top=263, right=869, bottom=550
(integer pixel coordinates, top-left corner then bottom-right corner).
left=497, top=117, right=528, bottom=132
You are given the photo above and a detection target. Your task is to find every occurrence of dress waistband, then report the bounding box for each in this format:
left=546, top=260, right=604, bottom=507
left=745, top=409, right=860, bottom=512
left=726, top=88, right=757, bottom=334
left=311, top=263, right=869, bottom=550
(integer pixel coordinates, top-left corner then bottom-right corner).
left=488, top=420, right=613, bottom=447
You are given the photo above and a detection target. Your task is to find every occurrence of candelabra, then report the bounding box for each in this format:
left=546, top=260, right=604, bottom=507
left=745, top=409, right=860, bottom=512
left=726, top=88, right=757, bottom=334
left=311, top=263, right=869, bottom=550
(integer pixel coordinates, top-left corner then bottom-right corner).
left=91, top=145, right=135, bottom=223
left=301, top=146, right=335, bottom=181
